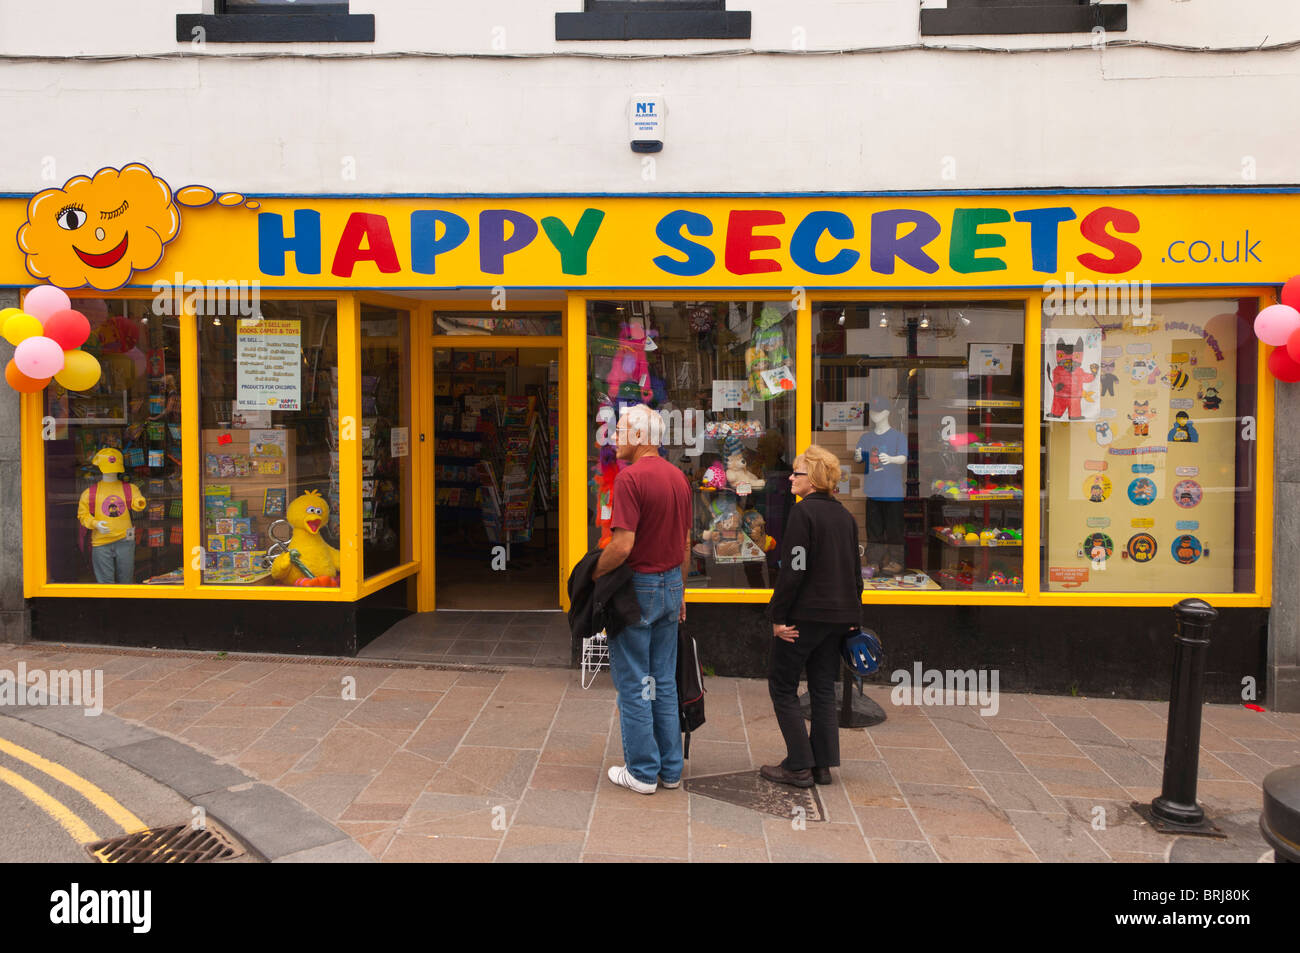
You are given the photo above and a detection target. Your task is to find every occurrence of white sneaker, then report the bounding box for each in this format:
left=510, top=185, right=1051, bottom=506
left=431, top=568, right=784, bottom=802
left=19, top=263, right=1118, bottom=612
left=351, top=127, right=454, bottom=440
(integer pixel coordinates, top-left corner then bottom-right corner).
left=659, top=776, right=681, bottom=789
left=608, top=765, right=657, bottom=794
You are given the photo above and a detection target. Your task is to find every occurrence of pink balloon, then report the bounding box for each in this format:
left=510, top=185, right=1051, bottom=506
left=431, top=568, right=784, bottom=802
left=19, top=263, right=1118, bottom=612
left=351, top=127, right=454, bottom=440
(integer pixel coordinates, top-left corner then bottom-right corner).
left=1253, top=304, right=1300, bottom=346
left=23, top=286, right=71, bottom=322
left=1283, top=276, right=1300, bottom=312
left=13, top=335, right=65, bottom=379
left=1269, top=346, right=1300, bottom=383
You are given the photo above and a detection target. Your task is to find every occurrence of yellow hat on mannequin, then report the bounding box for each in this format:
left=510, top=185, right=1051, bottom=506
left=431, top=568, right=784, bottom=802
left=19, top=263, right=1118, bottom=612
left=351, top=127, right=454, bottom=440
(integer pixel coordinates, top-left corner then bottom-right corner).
left=91, top=447, right=125, bottom=475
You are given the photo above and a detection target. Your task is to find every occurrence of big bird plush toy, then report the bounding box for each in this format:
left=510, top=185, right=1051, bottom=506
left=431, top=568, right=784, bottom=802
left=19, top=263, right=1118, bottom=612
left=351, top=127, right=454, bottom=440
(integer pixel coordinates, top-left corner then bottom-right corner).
left=270, top=490, right=340, bottom=586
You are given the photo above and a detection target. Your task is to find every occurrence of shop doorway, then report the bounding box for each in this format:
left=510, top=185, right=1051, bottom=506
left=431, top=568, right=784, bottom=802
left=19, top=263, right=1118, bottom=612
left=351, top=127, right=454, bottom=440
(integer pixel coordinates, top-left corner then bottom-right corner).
left=431, top=344, right=561, bottom=610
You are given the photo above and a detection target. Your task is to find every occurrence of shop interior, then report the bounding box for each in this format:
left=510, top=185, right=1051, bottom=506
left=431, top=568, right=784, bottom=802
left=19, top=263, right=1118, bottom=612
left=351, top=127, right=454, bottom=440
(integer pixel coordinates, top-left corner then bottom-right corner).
left=432, top=345, right=560, bottom=609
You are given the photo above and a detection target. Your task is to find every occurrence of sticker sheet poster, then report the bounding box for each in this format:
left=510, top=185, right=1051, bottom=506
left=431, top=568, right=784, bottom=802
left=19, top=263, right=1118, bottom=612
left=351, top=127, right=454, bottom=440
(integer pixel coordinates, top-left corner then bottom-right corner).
left=236, top=319, right=301, bottom=411
left=1044, top=304, right=1240, bottom=593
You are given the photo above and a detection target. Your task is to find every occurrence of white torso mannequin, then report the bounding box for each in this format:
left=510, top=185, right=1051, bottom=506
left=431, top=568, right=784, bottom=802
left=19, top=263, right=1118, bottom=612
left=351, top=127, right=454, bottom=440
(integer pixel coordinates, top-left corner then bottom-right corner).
left=860, top=410, right=906, bottom=465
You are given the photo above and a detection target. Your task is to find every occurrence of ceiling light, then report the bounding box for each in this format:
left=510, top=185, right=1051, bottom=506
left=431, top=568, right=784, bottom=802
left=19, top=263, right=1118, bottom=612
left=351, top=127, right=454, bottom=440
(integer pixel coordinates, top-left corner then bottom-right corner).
left=837, top=309, right=846, bottom=327
left=919, top=315, right=930, bottom=329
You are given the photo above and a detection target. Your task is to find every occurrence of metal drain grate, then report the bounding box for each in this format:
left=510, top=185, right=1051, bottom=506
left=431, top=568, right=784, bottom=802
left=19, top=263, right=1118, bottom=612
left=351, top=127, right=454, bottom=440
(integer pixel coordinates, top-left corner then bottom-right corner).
left=86, top=825, right=243, bottom=863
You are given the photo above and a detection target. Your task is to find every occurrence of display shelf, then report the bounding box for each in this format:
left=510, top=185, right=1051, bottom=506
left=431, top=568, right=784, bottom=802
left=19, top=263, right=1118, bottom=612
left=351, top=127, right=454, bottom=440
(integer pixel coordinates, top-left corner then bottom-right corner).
left=948, top=399, right=1022, bottom=409
left=932, top=492, right=1023, bottom=502
left=930, top=529, right=1023, bottom=548
left=54, top=390, right=129, bottom=426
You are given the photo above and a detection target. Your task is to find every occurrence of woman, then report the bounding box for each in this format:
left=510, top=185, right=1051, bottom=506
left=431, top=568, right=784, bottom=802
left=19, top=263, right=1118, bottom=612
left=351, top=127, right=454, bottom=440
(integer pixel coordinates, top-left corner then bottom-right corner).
left=762, top=444, right=864, bottom=788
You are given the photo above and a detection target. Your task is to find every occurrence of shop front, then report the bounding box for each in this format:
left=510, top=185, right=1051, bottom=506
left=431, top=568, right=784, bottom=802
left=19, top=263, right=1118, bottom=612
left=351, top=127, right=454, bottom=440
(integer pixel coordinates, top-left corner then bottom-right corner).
left=0, top=169, right=1287, bottom=700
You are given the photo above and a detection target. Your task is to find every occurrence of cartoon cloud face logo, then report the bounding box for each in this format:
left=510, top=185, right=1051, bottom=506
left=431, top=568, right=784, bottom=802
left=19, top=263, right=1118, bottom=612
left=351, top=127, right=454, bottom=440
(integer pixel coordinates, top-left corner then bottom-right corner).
left=17, top=163, right=181, bottom=291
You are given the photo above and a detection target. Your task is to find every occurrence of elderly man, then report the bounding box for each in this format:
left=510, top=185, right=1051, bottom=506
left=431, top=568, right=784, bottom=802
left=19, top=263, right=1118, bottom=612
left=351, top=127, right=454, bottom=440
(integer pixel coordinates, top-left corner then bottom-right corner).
left=595, top=403, right=693, bottom=794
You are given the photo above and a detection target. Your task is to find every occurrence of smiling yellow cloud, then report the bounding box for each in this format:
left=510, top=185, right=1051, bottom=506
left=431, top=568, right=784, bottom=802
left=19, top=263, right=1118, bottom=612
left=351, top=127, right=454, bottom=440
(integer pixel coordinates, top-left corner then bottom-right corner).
left=18, top=164, right=181, bottom=291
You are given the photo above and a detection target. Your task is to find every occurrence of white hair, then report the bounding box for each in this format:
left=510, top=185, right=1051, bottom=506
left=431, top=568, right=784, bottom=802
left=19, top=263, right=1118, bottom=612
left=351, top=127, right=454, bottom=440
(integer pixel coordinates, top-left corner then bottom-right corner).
left=619, top=403, right=662, bottom=447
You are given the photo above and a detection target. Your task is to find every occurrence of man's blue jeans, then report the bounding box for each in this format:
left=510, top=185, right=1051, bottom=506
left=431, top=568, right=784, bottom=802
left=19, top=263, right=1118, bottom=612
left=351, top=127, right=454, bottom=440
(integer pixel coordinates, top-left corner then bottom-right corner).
left=608, top=569, right=684, bottom=786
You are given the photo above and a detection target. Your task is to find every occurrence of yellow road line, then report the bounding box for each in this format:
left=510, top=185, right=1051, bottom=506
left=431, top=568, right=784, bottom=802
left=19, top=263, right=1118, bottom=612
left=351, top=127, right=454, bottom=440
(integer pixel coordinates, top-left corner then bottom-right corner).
left=0, top=763, right=99, bottom=845
left=0, top=736, right=146, bottom=834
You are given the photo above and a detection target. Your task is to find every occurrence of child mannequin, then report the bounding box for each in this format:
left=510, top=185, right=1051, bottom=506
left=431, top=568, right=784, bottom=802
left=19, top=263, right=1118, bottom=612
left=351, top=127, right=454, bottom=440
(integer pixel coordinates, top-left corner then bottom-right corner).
left=77, top=447, right=147, bottom=584
left=854, top=408, right=907, bottom=576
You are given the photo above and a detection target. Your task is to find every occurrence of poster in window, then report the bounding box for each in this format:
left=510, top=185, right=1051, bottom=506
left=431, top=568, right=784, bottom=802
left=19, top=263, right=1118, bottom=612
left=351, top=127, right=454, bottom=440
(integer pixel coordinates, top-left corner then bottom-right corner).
left=236, top=319, right=301, bottom=411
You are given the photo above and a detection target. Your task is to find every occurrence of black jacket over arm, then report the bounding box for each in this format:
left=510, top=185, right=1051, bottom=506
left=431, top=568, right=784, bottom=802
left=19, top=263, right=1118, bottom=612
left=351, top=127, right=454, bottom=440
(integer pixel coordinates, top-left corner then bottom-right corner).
left=567, top=549, right=641, bottom=643
left=767, top=492, right=864, bottom=627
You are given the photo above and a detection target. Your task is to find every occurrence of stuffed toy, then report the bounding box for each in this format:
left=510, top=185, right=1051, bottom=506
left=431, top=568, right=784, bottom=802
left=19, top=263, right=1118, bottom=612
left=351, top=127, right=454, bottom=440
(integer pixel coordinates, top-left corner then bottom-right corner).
left=701, top=461, right=727, bottom=490
left=725, top=452, right=765, bottom=489
left=270, top=490, right=340, bottom=586
left=742, top=510, right=776, bottom=553
left=604, top=320, right=654, bottom=402
left=592, top=443, right=622, bottom=547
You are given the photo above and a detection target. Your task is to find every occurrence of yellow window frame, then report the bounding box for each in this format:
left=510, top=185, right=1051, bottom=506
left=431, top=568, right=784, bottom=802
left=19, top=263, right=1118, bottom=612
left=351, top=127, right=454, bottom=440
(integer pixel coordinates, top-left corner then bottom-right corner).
left=20, top=290, right=365, bottom=602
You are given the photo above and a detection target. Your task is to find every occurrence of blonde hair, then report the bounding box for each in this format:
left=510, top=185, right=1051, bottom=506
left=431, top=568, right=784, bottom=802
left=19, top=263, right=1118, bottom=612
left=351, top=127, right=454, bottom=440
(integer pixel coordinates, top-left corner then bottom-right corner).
left=797, top=444, right=841, bottom=493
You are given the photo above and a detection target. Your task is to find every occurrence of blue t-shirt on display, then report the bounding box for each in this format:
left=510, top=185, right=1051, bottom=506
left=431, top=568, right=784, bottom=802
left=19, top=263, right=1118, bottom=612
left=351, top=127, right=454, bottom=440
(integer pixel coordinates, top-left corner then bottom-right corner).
left=856, top=428, right=907, bottom=500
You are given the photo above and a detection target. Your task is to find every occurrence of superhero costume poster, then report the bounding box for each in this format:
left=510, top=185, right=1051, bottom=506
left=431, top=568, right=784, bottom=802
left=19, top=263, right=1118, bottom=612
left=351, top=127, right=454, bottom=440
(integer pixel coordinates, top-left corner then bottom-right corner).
left=1043, top=329, right=1102, bottom=422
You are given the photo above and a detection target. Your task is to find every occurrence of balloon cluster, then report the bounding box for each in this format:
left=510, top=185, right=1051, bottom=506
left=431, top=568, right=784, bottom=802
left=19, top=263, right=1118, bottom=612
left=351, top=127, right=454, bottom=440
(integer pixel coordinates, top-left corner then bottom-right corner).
left=1, top=286, right=101, bottom=394
left=1256, top=277, right=1300, bottom=383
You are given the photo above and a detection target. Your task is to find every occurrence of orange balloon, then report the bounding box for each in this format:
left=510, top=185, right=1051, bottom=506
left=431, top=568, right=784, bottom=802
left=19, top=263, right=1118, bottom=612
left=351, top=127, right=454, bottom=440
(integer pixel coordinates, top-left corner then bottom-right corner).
left=5, top=359, right=50, bottom=393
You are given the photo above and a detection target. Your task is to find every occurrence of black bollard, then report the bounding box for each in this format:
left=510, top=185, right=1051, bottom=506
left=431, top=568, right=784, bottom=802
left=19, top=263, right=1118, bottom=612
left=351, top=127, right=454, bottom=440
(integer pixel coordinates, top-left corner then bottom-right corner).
left=1134, top=598, right=1225, bottom=837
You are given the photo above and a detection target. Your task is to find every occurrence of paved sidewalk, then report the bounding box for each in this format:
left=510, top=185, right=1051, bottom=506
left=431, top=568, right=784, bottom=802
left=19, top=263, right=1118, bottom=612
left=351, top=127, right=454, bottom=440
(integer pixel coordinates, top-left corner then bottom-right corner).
left=1, top=641, right=1296, bottom=862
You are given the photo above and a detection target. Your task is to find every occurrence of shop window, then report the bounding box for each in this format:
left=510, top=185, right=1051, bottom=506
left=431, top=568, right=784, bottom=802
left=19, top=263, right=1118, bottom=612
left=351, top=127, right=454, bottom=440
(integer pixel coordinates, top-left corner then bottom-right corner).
left=43, top=300, right=183, bottom=586
left=557, top=1, right=751, bottom=41
left=1042, top=298, right=1258, bottom=593
left=198, top=301, right=340, bottom=588
left=360, top=307, right=413, bottom=578
left=176, top=1, right=375, bottom=44
left=586, top=300, right=796, bottom=590
left=813, top=303, right=1026, bottom=592
left=920, top=0, right=1126, bottom=36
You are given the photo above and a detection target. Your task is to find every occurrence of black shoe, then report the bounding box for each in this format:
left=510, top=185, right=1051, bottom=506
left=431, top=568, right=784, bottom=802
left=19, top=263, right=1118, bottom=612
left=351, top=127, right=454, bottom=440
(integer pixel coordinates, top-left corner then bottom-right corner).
left=760, top=763, right=814, bottom=789
left=812, top=766, right=832, bottom=786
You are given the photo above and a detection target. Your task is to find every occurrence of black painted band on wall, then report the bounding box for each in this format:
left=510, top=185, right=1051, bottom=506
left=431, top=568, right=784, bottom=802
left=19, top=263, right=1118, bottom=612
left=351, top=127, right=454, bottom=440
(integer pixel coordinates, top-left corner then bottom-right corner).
left=556, top=11, right=751, bottom=41
left=674, top=602, right=1265, bottom=705
left=921, top=3, right=1126, bottom=37
left=176, top=14, right=376, bottom=44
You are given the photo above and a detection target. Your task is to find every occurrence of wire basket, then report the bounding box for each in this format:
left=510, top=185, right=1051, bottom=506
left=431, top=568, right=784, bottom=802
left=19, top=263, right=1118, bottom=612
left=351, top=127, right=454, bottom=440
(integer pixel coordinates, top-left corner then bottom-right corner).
left=580, top=630, right=609, bottom=689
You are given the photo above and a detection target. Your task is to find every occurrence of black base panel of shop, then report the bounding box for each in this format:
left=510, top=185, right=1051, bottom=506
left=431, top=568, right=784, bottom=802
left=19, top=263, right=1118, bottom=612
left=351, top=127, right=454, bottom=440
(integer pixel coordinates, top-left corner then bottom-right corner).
left=29, top=585, right=411, bottom=658
left=684, top=603, right=1269, bottom=704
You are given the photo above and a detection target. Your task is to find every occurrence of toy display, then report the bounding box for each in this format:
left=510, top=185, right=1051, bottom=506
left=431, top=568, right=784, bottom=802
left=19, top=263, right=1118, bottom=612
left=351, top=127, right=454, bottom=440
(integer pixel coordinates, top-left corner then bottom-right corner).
left=700, top=496, right=765, bottom=563
left=931, top=523, right=1022, bottom=547
left=269, top=490, right=340, bottom=586
left=703, top=420, right=765, bottom=439
left=77, top=446, right=148, bottom=584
